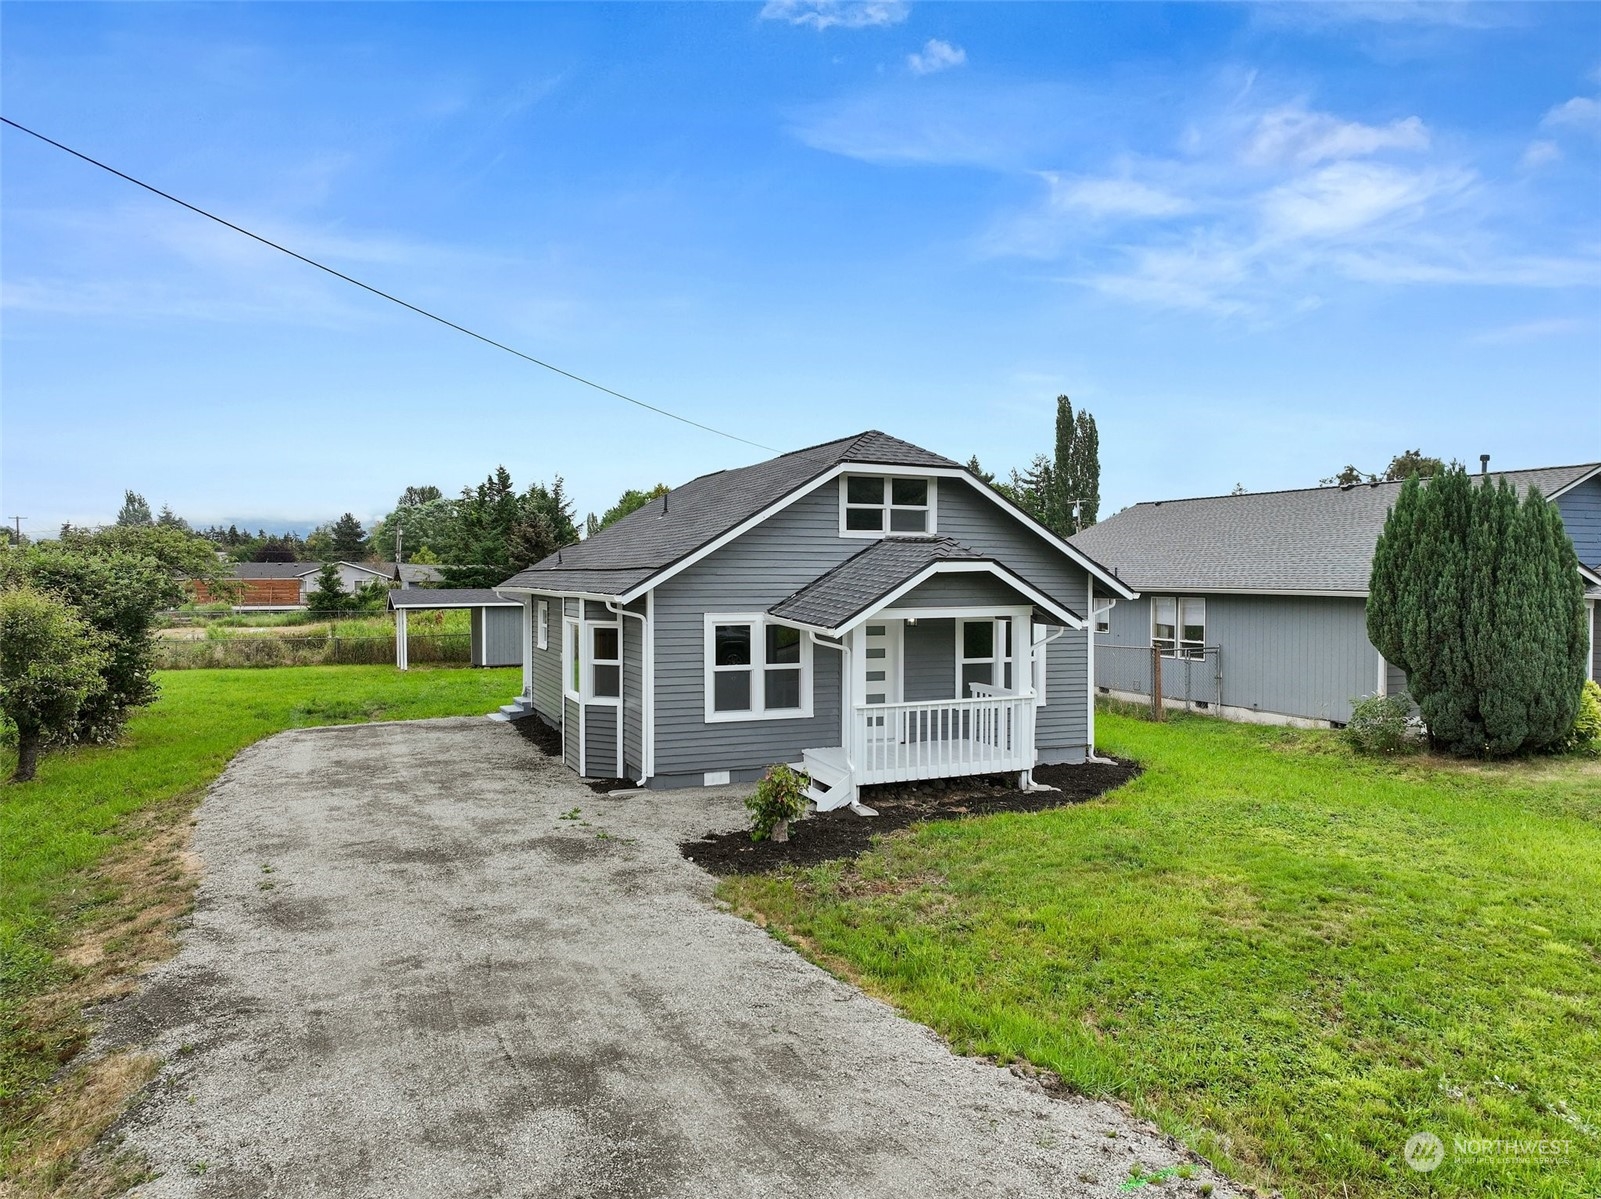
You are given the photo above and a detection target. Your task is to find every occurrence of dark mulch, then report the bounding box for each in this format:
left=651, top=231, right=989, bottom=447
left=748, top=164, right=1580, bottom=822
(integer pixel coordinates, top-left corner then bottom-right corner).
left=513, top=714, right=562, bottom=756
left=585, top=776, right=636, bottom=794
left=680, top=758, right=1142, bottom=876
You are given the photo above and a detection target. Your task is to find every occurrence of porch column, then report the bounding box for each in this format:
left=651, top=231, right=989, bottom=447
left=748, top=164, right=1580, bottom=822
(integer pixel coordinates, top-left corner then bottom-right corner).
left=522, top=596, right=535, bottom=697
left=396, top=607, right=409, bottom=671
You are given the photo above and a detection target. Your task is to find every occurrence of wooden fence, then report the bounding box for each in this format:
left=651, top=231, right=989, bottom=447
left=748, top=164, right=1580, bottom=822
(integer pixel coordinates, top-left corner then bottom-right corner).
left=155, top=634, right=471, bottom=670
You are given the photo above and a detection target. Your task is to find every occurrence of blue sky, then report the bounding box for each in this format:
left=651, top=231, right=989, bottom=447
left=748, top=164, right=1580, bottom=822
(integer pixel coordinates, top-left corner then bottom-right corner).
left=3, top=1, right=1598, bottom=537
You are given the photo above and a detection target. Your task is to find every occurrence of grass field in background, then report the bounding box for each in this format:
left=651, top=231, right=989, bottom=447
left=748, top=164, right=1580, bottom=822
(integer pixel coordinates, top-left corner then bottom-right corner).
left=724, top=710, right=1601, bottom=1198
left=1, top=666, right=518, bottom=1186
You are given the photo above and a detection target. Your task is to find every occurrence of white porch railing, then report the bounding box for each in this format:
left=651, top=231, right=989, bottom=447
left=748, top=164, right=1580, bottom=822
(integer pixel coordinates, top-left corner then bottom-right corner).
left=849, top=692, right=1036, bottom=785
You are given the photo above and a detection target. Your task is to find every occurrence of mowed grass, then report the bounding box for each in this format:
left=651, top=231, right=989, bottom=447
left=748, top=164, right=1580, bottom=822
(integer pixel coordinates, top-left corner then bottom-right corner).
left=1, top=665, right=519, bottom=1170
left=723, top=710, right=1601, bottom=1198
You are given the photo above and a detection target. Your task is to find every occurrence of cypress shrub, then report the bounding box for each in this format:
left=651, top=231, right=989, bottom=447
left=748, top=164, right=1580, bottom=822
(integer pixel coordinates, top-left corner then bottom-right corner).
left=1368, top=468, right=1586, bottom=756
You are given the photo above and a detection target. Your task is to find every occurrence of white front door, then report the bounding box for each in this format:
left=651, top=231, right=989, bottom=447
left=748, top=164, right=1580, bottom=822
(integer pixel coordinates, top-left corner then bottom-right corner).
left=859, top=620, right=903, bottom=742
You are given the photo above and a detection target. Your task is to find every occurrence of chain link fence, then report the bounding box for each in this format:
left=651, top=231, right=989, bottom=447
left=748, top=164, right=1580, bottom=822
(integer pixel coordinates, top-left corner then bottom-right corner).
left=1096, top=643, right=1224, bottom=717
left=155, top=634, right=471, bottom=670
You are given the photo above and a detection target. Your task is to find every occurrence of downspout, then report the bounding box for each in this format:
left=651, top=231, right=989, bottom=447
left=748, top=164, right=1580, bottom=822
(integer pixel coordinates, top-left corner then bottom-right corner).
left=1018, top=623, right=1070, bottom=791
left=606, top=601, right=649, bottom=787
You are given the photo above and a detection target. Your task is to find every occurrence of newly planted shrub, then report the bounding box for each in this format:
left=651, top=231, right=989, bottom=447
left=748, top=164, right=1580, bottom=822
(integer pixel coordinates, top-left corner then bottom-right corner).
left=1567, top=679, right=1601, bottom=755
left=745, top=763, right=810, bottom=843
left=1344, top=692, right=1416, bottom=756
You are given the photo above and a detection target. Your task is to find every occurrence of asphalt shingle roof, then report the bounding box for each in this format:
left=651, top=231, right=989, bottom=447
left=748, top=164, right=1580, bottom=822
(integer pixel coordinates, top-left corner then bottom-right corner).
left=767, top=537, right=988, bottom=630
left=232, top=562, right=321, bottom=579
left=388, top=588, right=520, bottom=609
left=499, top=430, right=961, bottom=597
left=1069, top=464, right=1600, bottom=594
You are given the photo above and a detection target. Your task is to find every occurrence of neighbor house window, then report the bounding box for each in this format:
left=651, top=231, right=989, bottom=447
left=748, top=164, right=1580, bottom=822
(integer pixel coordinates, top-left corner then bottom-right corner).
left=536, top=600, right=549, bottom=650
left=958, top=617, right=1013, bottom=697
left=1152, top=597, right=1206, bottom=659
left=840, top=475, right=935, bottom=537
left=704, top=614, right=812, bottom=721
left=563, top=617, right=622, bottom=700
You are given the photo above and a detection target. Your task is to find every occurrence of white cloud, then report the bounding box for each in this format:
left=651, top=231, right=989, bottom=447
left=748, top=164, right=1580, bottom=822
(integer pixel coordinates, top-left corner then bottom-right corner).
left=1259, top=161, right=1459, bottom=239
left=907, top=38, right=965, bottom=76
left=1046, top=174, right=1192, bottom=218
left=1520, top=139, right=1562, bottom=170
left=1245, top=105, right=1430, bottom=167
left=1542, top=95, right=1601, bottom=135
left=759, top=0, right=908, bottom=30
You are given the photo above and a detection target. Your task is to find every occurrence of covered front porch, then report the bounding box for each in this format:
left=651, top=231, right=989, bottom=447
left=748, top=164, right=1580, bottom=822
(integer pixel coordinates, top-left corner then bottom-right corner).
left=766, top=537, right=1083, bottom=813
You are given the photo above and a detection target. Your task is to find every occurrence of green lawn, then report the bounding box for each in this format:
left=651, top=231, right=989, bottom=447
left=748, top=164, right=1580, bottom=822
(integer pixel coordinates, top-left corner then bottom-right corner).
left=1, top=665, right=519, bottom=1162
left=724, top=710, right=1601, bottom=1199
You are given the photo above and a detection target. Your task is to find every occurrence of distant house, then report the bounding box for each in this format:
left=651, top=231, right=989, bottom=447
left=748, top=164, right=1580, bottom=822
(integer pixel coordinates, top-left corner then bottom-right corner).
left=1069, top=462, right=1601, bottom=728
left=193, top=560, right=430, bottom=609
left=493, top=431, right=1135, bottom=805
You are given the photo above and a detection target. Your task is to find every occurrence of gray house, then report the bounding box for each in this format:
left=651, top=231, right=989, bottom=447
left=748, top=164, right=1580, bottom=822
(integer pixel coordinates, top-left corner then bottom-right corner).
left=494, top=431, right=1135, bottom=808
left=1070, top=461, right=1601, bottom=728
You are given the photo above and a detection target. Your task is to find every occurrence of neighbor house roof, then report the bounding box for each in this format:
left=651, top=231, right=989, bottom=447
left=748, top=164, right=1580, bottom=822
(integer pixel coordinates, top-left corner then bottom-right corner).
left=392, top=563, right=446, bottom=585
left=233, top=561, right=321, bottom=579
left=388, top=588, right=520, bottom=610
left=498, top=431, right=961, bottom=597
left=1070, top=463, right=1601, bottom=595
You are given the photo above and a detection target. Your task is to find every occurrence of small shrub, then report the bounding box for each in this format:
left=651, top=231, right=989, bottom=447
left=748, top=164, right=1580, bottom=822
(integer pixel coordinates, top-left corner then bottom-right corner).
left=1345, top=691, right=1417, bottom=755
left=1566, top=679, right=1601, bottom=755
left=745, top=763, right=810, bottom=842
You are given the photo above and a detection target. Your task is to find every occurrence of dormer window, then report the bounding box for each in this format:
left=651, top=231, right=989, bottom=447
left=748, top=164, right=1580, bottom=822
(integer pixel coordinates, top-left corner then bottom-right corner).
left=840, top=475, right=935, bottom=537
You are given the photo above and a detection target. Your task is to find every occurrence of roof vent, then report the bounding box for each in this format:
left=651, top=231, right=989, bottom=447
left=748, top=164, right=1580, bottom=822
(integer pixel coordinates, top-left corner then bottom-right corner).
left=1480, top=453, right=1490, bottom=476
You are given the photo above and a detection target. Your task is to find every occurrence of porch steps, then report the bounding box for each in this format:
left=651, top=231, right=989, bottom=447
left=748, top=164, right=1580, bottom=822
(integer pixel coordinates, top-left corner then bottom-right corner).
left=488, top=695, right=535, bottom=722
left=800, top=746, right=859, bottom=813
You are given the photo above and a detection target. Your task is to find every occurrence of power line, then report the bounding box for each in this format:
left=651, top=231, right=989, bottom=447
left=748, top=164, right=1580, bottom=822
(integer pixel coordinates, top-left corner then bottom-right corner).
left=0, top=116, right=778, bottom=454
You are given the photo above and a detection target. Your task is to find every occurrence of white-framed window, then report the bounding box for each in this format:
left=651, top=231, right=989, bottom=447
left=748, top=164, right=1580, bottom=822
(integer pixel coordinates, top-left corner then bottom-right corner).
left=1095, top=610, right=1110, bottom=634
left=704, top=613, right=812, bottom=722
left=957, top=617, right=1014, bottom=697
left=564, top=616, right=622, bottom=701
left=839, top=474, right=936, bottom=538
left=536, top=599, right=549, bottom=650
left=1152, top=596, right=1206, bottom=659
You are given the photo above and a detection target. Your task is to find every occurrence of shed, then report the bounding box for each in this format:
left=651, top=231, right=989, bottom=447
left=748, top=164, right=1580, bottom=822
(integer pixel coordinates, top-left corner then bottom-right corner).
left=387, top=589, right=524, bottom=669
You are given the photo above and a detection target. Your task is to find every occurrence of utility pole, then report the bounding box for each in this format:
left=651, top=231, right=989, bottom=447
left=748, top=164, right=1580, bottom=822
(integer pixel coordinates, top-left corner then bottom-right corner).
left=6, top=516, right=25, bottom=546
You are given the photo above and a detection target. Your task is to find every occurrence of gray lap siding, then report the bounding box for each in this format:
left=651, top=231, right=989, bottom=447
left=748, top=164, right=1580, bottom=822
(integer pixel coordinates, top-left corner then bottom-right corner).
left=527, top=593, right=563, bottom=725
left=650, top=477, right=1095, bottom=780
left=1556, top=477, right=1601, bottom=571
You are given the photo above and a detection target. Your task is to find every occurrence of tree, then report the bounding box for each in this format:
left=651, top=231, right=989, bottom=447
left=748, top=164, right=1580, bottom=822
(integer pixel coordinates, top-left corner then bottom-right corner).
left=116, top=491, right=154, bottom=527
left=1231, top=483, right=1248, bottom=495
left=0, top=587, right=110, bottom=782
left=964, top=456, right=995, bottom=486
left=1032, top=395, right=1101, bottom=536
left=155, top=504, right=190, bottom=532
left=410, top=544, right=441, bottom=565
left=597, top=484, right=669, bottom=532
left=327, top=513, right=370, bottom=560
left=397, top=485, right=442, bottom=508
left=1383, top=449, right=1445, bottom=481
left=252, top=538, right=300, bottom=563
left=1368, top=468, right=1586, bottom=756
left=307, top=563, right=353, bottom=616
left=1069, top=407, right=1101, bottom=528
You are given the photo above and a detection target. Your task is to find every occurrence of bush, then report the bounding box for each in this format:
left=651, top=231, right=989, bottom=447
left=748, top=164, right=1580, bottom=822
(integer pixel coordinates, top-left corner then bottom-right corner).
left=1345, top=692, right=1417, bottom=756
left=1566, top=680, right=1601, bottom=755
left=745, top=763, right=810, bottom=842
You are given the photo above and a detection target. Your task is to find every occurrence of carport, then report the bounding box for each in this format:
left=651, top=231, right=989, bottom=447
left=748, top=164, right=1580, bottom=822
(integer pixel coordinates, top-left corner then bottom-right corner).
left=387, top=589, right=522, bottom=670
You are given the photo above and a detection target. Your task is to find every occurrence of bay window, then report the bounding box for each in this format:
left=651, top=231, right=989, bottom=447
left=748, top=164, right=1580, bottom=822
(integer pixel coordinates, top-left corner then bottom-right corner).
left=564, top=616, right=622, bottom=701
left=705, top=614, right=812, bottom=721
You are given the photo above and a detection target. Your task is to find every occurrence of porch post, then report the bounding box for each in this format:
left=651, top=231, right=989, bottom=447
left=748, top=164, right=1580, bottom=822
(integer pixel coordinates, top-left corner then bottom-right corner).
left=522, top=596, right=535, bottom=698
left=396, top=607, right=409, bottom=671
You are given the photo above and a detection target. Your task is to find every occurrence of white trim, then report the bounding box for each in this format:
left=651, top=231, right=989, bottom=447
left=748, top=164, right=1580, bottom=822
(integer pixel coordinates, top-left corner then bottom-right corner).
left=536, top=599, right=549, bottom=650
left=703, top=612, right=814, bottom=723
left=703, top=770, right=731, bottom=787
left=606, top=599, right=651, bottom=785
left=388, top=600, right=522, bottom=610
left=779, top=560, right=1084, bottom=637
left=395, top=606, right=409, bottom=671
left=1085, top=575, right=1094, bottom=748
left=837, top=473, right=938, bottom=539
left=955, top=615, right=1018, bottom=698
left=520, top=597, right=534, bottom=698
left=608, top=463, right=1135, bottom=604
left=1149, top=594, right=1207, bottom=660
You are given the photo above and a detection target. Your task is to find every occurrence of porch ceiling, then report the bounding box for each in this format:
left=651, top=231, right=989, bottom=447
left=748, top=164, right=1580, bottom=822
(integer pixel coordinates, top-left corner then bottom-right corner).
left=767, top=536, right=1083, bottom=634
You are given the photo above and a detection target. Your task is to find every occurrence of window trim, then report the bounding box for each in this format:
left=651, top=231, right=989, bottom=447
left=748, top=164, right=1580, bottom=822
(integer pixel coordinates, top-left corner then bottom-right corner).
left=956, top=616, right=1015, bottom=697
left=1151, top=595, right=1207, bottom=660
left=563, top=613, right=623, bottom=704
left=703, top=612, right=814, bottom=723
left=837, top=474, right=938, bottom=539
left=536, top=599, right=549, bottom=650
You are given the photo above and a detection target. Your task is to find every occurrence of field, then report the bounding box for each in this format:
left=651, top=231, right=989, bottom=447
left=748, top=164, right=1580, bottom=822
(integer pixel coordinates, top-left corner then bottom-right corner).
left=0, top=665, right=520, bottom=1192
left=723, top=709, right=1601, bottom=1198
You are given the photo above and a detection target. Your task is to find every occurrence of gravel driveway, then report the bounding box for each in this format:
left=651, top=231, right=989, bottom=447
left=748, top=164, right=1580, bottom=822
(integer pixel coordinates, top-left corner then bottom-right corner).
left=107, top=718, right=1232, bottom=1198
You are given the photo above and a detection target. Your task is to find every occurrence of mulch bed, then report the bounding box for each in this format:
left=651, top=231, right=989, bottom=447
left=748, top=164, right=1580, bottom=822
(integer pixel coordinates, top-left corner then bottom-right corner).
left=513, top=714, right=562, bottom=756
left=680, top=758, right=1141, bottom=876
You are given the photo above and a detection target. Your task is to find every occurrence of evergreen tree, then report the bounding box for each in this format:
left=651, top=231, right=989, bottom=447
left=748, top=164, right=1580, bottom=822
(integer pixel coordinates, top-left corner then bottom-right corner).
left=1048, top=394, right=1075, bottom=535
left=116, top=491, right=154, bottom=527
left=597, top=484, right=669, bottom=532
left=964, top=456, right=995, bottom=485
left=1071, top=408, right=1101, bottom=527
left=155, top=504, right=190, bottom=531
left=328, top=513, right=370, bottom=560
left=1368, top=467, right=1586, bottom=755
left=307, top=563, right=352, bottom=616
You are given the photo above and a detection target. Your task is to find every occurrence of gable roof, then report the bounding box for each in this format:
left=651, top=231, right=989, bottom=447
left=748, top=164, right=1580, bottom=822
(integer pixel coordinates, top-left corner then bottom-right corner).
left=1070, top=463, right=1601, bottom=595
left=498, top=431, right=959, bottom=596
left=233, top=561, right=321, bottom=579
left=767, top=536, right=1084, bottom=633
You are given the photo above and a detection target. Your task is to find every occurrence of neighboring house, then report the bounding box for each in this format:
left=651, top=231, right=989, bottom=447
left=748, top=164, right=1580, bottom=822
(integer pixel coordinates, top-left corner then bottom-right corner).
left=1069, top=461, right=1601, bottom=728
left=392, top=562, right=446, bottom=588
left=494, top=431, right=1135, bottom=808
left=192, top=560, right=404, bottom=609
